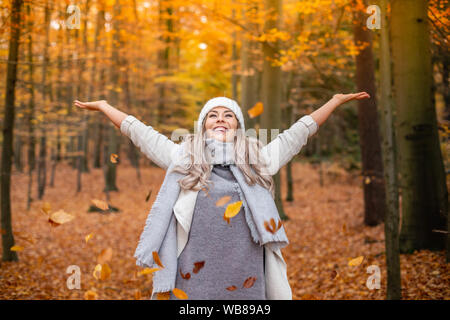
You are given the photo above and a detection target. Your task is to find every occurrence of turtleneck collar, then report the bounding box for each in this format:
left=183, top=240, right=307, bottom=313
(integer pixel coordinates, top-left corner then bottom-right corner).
left=205, top=137, right=236, bottom=165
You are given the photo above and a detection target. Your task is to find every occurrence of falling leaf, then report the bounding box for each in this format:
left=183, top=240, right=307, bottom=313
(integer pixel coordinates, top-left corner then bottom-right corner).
left=85, top=233, right=94, bottom=243
left=348, top=256, right=364, bottom=267
left=41, top=202, right=51, bottom=215
left=226, top=285, right=237, bottom=291
left=84, top=290, right=98, bottom=300
left=223, top=214, right=231, bottom=224
left=224, top=201, right=243, bottom=219
left=193, top=261, right=205, bottom=274
left=215, top=195, right=231, bottom=207
left=145, top=189, right=152, bottom=202
left=134, top=289, right=142, bottom=300
left=364, top=176, right=371, bottom=184
left=48, top=209, right=74, bottom=226
left=10, top=245, right=24, bottom=252
left=172, top=288, right=188, bottom=300
left=156, top=292, right=170, bottom=300
left=110, top=153, right=119, bottom=163
left=91, top=199, right=109, bottom=211
left=180, top=269, right=191, bottom=279
left=137, top=268, right=161, bottom=276
left=247, top=102, right=264, bottom=118
left=153, top=251, right=164, bottom=268
left=97, top=247, right=113, bottom=264
left=100, top=263, right=112, bottom=280
left=93, top=263, right=112, bottom=280
left=330, top=270, right=338, bottom=280
left=243, top=276, right=257, bottom=288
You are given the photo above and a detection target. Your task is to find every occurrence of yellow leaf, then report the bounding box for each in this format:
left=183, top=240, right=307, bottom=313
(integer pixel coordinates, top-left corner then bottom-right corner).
left=85, top=233, right=94, bottom=243
left=215, top=195, right=231, bottom=207
left=10, top=245, right=24, bottom=252
left=172, top=288, right=188, bottom=300
left=48, top=209, right=74, bottom=226
left=137, top=267, right=161, bottom=276
left=97, top=247, right=113, bottom=264
left=223, top=201, right=243, bottom=219
left=91, top=199, right=109, bottom=211
left=247, top=102, right=264, bottom=118
left=93, top=264, right=102, bottom=280
left=348, top=256, right=364, bottom=267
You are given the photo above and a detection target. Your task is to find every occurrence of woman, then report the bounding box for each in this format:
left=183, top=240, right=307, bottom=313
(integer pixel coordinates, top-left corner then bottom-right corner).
left=74, top=92, right=369, bottom=300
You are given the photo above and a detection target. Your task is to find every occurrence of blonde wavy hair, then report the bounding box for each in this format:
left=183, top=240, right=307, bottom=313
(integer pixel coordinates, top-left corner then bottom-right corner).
left=170, top=120, right=275, bottom=198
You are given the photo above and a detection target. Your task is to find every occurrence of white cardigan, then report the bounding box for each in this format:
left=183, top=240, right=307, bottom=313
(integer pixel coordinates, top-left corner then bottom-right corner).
left=120, top=114, right=318, bottom=300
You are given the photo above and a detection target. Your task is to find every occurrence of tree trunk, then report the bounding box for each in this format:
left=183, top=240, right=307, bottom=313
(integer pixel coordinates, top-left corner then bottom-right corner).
left=37, top=0, right=51, bottom=200
left=240, top=0, right=259, bottom=130
left=378, top=0, right=401, bottom=300
left=26, top=2, right=36, bottom=210
left=353, top=0, right=386, bottom=226
left=260, top=0, right=287, bottom=220
left=391, top=0, right=448, bottom=252
left=1, top=0, right=23, bottom=262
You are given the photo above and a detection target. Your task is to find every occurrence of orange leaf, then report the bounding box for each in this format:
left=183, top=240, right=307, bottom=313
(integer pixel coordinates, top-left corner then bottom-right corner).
left=97, top=247, right=113, bottom=264
left=137, top=267, right=161, bottom=276
left=85, top=233, right=94, bottom=243
left=215, top=195, right=232, bottom=207
left=247, top=102, right=264, bottom=118
left=172, top=288, right=188, bottom=300
left=270, top=218, right=276, bottom=231
left=226, top=285, right=237, bottom=291
left=110, top=153, right=118, bottom=163
left=277, top=220, right=282, bottom=231
left=243, top=276, right=257, bottom=288
left=193, top=261, right=205, bottom=274
left=10, top=245, right=24, bottom=252
left=153, top=251, right=164, bottom=268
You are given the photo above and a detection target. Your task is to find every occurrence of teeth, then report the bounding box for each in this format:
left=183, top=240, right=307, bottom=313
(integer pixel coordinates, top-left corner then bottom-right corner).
left=214, top=127, right=227, bottom=132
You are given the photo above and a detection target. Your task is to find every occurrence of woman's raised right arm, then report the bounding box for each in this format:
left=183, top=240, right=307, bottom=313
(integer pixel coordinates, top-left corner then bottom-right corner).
left=73, top=99, right=179, bottom=170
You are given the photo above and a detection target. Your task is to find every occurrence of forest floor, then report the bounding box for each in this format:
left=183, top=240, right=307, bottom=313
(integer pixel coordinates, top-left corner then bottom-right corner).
left=0, top=161, right=448, bottom=300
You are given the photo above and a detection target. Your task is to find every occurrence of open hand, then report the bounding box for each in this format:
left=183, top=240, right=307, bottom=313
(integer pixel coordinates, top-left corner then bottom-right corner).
left=333, top=92, right=370, bottom=104
left=73, top=99, right=108, bottom=111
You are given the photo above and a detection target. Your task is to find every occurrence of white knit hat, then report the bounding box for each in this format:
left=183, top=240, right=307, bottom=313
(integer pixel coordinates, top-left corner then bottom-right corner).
left=197, top=97, right=245, bottom=133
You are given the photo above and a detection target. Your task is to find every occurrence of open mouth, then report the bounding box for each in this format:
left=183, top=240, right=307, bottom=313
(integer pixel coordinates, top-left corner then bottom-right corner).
left=213, top=126, right=227, bottom=133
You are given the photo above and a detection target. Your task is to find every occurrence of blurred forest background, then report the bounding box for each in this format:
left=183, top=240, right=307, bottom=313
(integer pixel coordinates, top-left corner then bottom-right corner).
left=0, top=0, right=448, bottom=299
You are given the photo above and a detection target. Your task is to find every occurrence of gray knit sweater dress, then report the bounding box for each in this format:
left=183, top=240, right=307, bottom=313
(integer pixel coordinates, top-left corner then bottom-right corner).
left=174, top=164, right=265, bottom=300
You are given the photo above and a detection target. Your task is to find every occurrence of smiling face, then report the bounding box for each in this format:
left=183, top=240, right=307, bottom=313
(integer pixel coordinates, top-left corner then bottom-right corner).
left=203, top=106, right=239, bottom=142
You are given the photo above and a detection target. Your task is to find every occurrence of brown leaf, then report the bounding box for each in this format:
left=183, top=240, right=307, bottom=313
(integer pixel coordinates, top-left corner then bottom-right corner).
left=226, top=285, right=237, bottom=291
left=180, top=268, right=191, bottom=279
left=242, top=276, right=257, bottom=288
left=264, top=220, right=273, bottom=233
left=172, top=288, right=188, bottom=300
left=153, top=251, right=164, bottom=268
left=145, top=189, right=152, bottom=202
left=193, top=261, right=205, bottom=274
left=277, top=219, right=282, bottom=231
left=330, top=270, right=338, bottom=280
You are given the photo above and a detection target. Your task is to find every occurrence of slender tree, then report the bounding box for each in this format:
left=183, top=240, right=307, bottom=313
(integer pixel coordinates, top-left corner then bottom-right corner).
left=1, top=0, right=23, bottom=262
